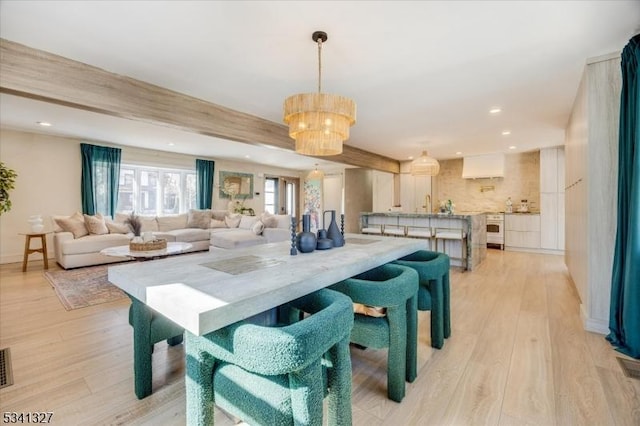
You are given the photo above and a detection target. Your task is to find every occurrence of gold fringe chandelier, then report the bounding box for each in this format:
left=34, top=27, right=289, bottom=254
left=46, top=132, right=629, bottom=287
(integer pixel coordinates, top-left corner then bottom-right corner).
left=283, top=31, right=356, bottom=156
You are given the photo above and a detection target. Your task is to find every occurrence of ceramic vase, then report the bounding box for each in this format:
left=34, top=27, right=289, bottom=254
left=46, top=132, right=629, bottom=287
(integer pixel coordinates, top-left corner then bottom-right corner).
left=28, top=215, right=44, bottom=233
left=325, top=210, right=344, bottom=248
left=296, top=214, right=316, bottom=253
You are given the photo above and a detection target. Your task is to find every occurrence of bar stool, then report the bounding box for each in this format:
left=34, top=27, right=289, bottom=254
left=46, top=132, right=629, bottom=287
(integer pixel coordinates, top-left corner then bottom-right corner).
left=185, top=288, right=354, bottom=426
left=329, top=263, right=419, bottom=402
left=434, top=227, right=467, bottom=270
left=362, top=224, right=383, bottom=235
left=393, top=250, right=451, bottom=349
left=383, top=224, right=407, bottom=237
left=406, top=226, right=434, bottom=249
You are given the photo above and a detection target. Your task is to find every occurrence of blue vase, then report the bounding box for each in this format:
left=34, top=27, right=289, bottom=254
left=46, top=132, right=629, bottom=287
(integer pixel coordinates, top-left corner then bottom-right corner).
left=296, top=215, right=316, bottom=253
left=325, top=210, right=345, bottom=247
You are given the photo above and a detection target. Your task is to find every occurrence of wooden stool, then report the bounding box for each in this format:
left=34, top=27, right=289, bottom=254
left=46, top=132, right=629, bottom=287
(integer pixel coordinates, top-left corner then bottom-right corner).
left=21, top=232, right=50, bottom=272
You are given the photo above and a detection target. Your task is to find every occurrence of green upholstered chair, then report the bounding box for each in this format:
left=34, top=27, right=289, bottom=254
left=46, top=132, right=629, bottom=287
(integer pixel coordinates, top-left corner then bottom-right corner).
left=393, top=250, right=451, bottom=349
left=128, top=296, right=184, bottom=399
left=185, top=288, right=354, bottom=426
left=329, top=263, right=419, bottom=402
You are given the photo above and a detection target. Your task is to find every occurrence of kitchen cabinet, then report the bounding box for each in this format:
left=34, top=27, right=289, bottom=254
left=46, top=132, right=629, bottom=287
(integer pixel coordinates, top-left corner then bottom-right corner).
left=505, top=214, right=540, bottom=249
left=564, top=52, right=620, bottom=333
left=540, top=146, right=565, bottom=250
left=399, top=162, right=432, bottom=213
left=372, top=170, right=394, bottom=212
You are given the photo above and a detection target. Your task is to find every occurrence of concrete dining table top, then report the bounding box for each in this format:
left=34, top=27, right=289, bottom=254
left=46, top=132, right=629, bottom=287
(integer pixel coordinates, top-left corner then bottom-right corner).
left=107, top=233, right=426, bottom=336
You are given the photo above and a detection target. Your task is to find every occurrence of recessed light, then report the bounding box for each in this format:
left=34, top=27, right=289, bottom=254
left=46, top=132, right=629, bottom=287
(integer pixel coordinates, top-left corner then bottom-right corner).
left=456, top=151, right=462, bottom=155
left=509, top=146, right=517, bottom=150
left=36, top=121, right=52, bottom=126
left=489, top=108, right=501, bottom=114
left=502, top=130, right=511, bottom=136
left=245, top=155, right=251, bottom=159
left=168, top=142, right=175, bottom=146
left=408, top=156, right=414, bottom=160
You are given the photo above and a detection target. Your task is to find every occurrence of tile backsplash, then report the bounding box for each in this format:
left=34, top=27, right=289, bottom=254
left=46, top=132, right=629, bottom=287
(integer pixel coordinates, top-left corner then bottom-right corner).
left=434, top=152, right=540, bottom=213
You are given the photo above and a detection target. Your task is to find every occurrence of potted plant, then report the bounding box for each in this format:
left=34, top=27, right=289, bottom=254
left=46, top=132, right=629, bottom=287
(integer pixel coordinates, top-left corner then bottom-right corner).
left=0, top=162, right=18, bottom=215
left=125, top=212, right=142, bottom=238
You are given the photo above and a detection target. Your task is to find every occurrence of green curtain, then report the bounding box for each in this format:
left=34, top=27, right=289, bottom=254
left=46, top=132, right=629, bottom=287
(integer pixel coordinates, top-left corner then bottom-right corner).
left=196, top=159, right=215, bottom=209
left=607, top=34, right=640, bottom=359
left=81, top=143, right=122, bottom=217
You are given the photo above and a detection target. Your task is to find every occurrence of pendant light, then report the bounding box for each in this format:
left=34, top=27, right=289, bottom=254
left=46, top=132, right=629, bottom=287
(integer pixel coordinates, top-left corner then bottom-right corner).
left=306, top=164, right=325, bottom=180
left=410, top=150, right=440, bottom=176
left=283, top=31, right=356, bottom=156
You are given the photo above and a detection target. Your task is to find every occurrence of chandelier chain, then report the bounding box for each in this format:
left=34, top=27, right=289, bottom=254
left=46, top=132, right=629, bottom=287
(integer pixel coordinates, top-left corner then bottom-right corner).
left=317, top=38, right=323, bottom=93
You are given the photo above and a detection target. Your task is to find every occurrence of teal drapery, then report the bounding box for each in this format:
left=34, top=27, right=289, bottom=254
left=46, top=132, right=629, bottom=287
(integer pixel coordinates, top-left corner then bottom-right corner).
left=81, top=143, right=122, bottom=217
left=196, top=159, right=215, bottom=209
left=607, top=34, right=640, bottom=359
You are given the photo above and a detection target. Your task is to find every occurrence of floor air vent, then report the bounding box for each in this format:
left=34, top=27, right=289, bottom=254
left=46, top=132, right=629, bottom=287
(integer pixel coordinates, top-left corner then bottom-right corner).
left=0, top=347, right=14, bottom=389
left=617, top=356, right=640, bottom=380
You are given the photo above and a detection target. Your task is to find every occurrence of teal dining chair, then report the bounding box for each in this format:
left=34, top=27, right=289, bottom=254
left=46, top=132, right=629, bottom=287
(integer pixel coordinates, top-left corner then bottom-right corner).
left=185, top=288, right=354, bottom=426
left=393, top=250, right=451, bottom=349
left=128, top=295, right=185, bottom=399
left=329, top=263, right=419, bottom=402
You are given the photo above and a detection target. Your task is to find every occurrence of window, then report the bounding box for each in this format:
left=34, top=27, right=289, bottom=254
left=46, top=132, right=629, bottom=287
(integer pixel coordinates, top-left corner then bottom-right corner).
left=264, top=178, right=278, bottom=214
left=117, top=164, right=196, bottom=215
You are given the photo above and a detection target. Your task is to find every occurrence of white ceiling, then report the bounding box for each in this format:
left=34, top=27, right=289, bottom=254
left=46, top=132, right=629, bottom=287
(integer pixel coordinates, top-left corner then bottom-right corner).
left=1, top=1, right=639, bottom=170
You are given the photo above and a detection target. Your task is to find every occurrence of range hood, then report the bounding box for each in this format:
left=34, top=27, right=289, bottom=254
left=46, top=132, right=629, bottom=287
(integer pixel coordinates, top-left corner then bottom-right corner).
left=462, top=153, right=505, bottom=179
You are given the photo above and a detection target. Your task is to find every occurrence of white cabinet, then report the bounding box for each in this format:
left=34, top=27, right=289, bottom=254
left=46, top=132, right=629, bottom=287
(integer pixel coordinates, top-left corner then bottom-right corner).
left=399, top=166, right=432, bottom=213
left=540, top=148, right=558, bottom=193
left=539, top=146, right=565, bottom=250
left=372, top=170, right=394, bottom=212
left=505, top=214, right=541, bottom=249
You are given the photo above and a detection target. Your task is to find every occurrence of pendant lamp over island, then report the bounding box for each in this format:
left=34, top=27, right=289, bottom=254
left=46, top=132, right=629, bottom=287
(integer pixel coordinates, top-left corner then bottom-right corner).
left=410, top=150, right=440, bottom=176
left=283, top=31, right=356, bottom=156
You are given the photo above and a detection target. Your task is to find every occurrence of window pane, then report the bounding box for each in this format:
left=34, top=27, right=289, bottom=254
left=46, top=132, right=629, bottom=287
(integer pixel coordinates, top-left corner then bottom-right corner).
left=265, top=193, right=275, bottom=205
left=265, top=205, right=275, bottom=214
left=163, top=172, right=181, bottom=214
left=185, top=173, right=197, bottom=210
left=139, top=170, right=158, bottom=215
left=117, top=168, right=135, bottom=213
left=265, top=179, right=275, bottom=192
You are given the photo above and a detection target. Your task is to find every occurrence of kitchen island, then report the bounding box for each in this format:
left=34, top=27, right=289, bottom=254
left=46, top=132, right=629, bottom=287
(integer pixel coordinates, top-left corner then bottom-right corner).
left=360, top=212, right=487, bottom=270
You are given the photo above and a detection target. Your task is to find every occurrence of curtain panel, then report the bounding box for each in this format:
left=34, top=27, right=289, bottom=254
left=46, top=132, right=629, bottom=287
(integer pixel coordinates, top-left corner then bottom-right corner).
left=196, top=159, right=215, bottom=210
left=81, top=143, right=122, bottom=217
left=607, top=34, right=640, bottom=359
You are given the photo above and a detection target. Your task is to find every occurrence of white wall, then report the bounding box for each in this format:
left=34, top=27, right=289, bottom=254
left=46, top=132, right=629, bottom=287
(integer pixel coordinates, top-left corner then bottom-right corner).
left=0, top=129, right=303, bottom=264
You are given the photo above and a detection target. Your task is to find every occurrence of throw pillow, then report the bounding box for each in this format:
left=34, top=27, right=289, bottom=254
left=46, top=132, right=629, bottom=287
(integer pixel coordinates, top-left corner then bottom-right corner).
left=224, top=214, right=241, bottom=228
left=210, top=219, right=227, bottom=229
left=260, top=212, right=278, bottom=228
left=238, top=215, right=259, bottom=230
left=53, top=212, right=84, bottom=233
left=187, top=209, right=212, bottom=229
left=55, top=216, right=89, bottom=239
left=83, top=213, right=109, bottom=235
left=353, top=303, right=387, bottom=318
left=106, top=221, right=131, bottom=234
left=250, top=220, right=264, bottom=235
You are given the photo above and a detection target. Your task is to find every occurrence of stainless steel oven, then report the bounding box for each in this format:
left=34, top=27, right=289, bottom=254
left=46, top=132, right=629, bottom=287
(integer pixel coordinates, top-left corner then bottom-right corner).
left=486, top=213, right=504, bottom=250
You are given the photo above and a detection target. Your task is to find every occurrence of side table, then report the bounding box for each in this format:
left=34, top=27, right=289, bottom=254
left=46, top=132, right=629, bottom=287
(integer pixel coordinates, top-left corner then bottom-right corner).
left=20, top=232, right=51, bottom=272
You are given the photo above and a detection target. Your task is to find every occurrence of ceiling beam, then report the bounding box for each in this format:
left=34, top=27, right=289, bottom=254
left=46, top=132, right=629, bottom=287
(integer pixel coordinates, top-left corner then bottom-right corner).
left=0, top=38, right=399, bottom=173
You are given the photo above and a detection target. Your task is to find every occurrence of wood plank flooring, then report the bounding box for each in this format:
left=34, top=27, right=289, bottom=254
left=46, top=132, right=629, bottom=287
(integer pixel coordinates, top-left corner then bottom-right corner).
left=1, top=250, right=638, bottom=425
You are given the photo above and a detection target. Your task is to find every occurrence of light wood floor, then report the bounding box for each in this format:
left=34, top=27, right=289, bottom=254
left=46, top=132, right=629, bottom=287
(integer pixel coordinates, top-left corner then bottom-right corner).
left=1, top=250, right=638, bottom=425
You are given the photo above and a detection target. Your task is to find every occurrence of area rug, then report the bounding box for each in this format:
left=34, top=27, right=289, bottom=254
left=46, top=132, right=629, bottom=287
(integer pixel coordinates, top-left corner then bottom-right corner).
left=44, top=265, right=128, bottom=310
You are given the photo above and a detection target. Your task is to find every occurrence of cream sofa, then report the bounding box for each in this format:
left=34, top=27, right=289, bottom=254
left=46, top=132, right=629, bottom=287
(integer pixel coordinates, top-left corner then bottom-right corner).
left=209, top=212, right=291, bottom=249
left=52, top=210, right=291, bottom=269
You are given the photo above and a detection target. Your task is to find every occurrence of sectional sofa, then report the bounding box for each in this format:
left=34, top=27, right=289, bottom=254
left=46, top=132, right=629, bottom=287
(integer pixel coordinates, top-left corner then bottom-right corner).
left=52, top=210, right=292, bottom=269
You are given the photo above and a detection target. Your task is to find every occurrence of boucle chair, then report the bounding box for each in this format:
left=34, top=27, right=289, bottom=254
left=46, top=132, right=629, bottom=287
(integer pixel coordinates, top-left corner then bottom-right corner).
left=185, top=288, right=354, bottom=426
left=393, top=250, right=451, bottom=349
left=330, top=263, right=419, bottom=402
left=128, top=296, right=185, bottom=399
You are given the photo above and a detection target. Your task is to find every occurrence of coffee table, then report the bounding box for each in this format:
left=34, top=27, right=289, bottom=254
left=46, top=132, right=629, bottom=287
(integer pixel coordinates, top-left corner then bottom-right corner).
left=100, top=241, right=193, bottom=260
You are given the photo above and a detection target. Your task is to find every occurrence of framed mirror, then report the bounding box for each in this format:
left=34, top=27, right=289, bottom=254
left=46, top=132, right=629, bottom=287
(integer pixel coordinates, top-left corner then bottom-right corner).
left=219, top=171, right=254, bottom=199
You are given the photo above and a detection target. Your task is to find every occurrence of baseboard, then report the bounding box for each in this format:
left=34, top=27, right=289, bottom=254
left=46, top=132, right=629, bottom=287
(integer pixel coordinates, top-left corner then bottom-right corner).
left=504, top=247, right=564, bottom=255
left=580, top=303, right=610, bottom=335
